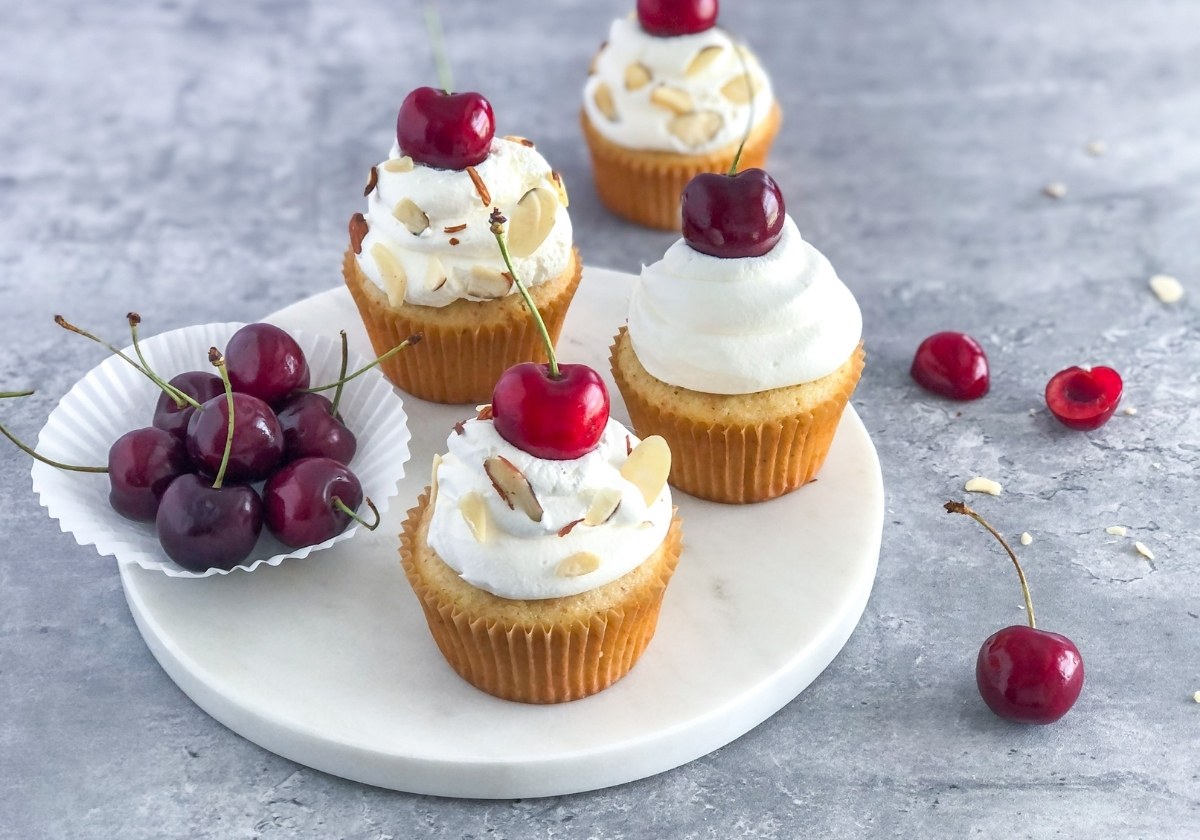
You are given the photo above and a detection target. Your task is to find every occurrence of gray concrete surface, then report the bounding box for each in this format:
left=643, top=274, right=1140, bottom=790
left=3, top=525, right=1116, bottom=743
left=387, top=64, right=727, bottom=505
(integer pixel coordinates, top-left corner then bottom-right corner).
left=2, top=0, right=1198, bottom=837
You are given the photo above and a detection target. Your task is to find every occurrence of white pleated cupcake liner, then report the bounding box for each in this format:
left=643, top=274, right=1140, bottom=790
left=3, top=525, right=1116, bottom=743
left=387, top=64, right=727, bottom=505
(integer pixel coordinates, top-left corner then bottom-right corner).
left=30, top=321, right=411, bottom=578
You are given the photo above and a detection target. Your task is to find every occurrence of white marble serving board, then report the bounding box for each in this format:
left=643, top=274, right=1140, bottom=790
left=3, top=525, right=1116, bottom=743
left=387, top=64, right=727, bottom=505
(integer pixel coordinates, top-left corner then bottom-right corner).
left=119, top=268, right=884, bottom=799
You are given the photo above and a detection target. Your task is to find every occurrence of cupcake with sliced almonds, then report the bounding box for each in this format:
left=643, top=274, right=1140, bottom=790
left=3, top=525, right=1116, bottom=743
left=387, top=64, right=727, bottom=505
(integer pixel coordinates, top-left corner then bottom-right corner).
left=581, top=0, right=780, bottom=229
left=344, top=85, right=580, bottom=404
left=400, top=211, right=682, bottom=703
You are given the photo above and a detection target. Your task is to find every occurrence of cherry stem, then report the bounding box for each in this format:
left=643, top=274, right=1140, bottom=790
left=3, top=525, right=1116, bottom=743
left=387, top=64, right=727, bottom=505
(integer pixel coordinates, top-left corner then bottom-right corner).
left=945, top=501, right=1037, bottom=629
left=302, top=333, right=423, bottom=394
left=333, top=495, right=380, bottom=531
left=727, top=38, right=755, bottom=176
left=1, top=390, right=35, bottom=399
left=424, top=3, right=454, bottom=94
left=489, top=208, right=560, bottom=379
left=127, top=313, right=201, bottom=410
left=329, top=331, right=350, bottom=417
left=0, top=392, right=106, bottom=472
left=209, top=348, right=235, bottom=490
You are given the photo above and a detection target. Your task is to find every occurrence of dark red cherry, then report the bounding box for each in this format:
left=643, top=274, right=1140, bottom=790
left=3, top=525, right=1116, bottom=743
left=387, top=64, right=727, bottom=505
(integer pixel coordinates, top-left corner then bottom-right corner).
left=1045, top=366, right=1123, bottom=431
left=491, top=363, right=610, bottom=460
left=263, top=457, right=364, bottom=548
left=681, top=169, right=785, bottom=259
left=637, top=0, right=719, bottom=36
left=155, top=474, right=263, bottom=571
left=224, top=323, right=310, bottom=407
left=911, top=332, right=990, bottom=400
left=977, top=625, right=1085, bottom=724
left=276, top=392, right=357, bottom=465
left=152, top=371, right=224, bottom=440
left=396, top=86, right=496, bottom=170
left=185, top=392, right=284, bottom=482
left=107, top=427, right=192, bottom=521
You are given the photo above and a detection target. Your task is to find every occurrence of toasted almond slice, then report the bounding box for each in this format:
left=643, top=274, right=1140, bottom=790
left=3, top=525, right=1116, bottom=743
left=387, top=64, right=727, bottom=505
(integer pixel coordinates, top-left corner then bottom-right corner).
left=547, top=171, right=569, bottom=208
left=459, top=492, right=489, bottom=542
left=507, top=187, right=559, bottom=258
left=393, top=198, right=430, bottom=235
left=620, top=435, right=671, bottom=505
left=465, top=265, right=513, bottom=299
left=556, top=551, right=602, bottom=578
left=584, top=488, right=622, bottom=526
left=686, top=45, right=724, bottom=76
left=484, top=455, right=544, bottom=522
left=557, top=518, right=585, bottom=537
left=721, top=73, right=760, bottom=104
left=504, top=135, right=535, bottom=148
left=465, top=165, right=491, bottom=206
left=667, top=111, right=724, bottom=148
left=594, top=83, right=617, bottom=121
left=426, top=255, right=447, bottom=292
left=650, top=85, right=694, bottom=115
left=364, top=166, right=378, bottom=197
left=443, top=223, right=467, bottom=234
left=625, top=62, right=652, bottom=90
left=476, top=404, right=494, bottom=421
left=383, top=156, right=414, bottom=173
left=429, top=453, right=443, bottom=507
left=370, top=242, right=407, bottom=300
left=964, top=476, right=1002, bottom=496
left=349, top=213, right=368, bottom=255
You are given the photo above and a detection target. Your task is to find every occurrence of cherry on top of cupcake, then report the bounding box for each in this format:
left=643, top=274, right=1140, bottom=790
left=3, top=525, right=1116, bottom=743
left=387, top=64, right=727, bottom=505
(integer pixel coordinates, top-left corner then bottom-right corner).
left=681, top=167, right=786, bottom=258
left=396, top=86, right=496, bottom=171
left=637, top=0, right=719, bottom=37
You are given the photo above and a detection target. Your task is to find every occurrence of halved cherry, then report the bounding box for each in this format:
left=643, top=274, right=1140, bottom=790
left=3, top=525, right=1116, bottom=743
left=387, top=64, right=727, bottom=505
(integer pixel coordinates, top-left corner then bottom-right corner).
left=1044, top=366, right=1123, bottom=431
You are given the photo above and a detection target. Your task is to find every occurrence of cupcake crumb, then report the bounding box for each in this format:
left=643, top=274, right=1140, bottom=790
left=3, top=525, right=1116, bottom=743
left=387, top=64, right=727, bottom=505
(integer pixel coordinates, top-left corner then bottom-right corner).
left=965, top=476, right=1003, bottom=496
left=1134, top=541, right=1155, bottom=561
left=1149, top=274, right=1184, bottom=304
left=1020, top=532, right=1033, bottom=545
left=1106, top=525, right=1128, bottom=537
left=1043, top=182, right=1068, bottom=199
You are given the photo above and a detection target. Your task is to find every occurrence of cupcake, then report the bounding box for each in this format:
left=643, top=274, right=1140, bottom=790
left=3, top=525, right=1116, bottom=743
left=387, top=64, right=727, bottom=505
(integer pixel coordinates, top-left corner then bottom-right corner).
left=344, top=86, right=581, bottom=404
left=581, top=2, right=781, bottom=230
left=610, top=168, right=864, bottom=503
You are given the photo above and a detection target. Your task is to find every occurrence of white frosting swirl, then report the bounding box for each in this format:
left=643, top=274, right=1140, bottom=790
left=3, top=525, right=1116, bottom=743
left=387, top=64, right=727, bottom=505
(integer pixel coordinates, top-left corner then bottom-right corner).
left=582, top=17, right=775, bottom=154
left=627, top=216, right=862, bottom=394
left=427, top=418, right=672, bottom=600
left=356, top=138, right=572, bottom=308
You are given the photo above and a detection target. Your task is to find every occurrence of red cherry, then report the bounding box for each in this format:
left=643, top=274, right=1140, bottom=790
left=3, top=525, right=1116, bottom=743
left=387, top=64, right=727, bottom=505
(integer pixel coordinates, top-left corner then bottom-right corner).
left=263, top=457, right=364, bottom=549
left=396, top=86, right=495, bottom=171
left=637, top=0, right=718, bottom=36
left=681, top=169, right=785, bottom=259
left=107, top=427, right=192, bottom=522
left=910, top=332, right=990, bottom=400
left=491, top=363, right=610, bottom=460
left=1044, top=366, right=1123, bottom=431
left=224, top=323, right=311, bottom=407
left=976, top=625, right=1085, bottom=724
left=185, top=392, right=284, bottom=482
left=156, top=474, right=264, bottom=572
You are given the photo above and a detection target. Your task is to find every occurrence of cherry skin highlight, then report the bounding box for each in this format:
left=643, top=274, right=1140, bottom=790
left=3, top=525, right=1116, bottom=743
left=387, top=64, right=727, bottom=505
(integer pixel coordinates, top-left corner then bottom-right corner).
left=681, top=169, right=786, bottom=259
left=396, top=86, right=495, bottom=170
left=1045, top=365, right=1123, bottom=430
left=491, top=363, right=610, bottom=460
left=911, top=332, right=990, bottom=400
left=185, top=392, right=284, bottom=482
left=637, top=0, right=719, bottom=36
left=976, top=625, right=1085, bottom=724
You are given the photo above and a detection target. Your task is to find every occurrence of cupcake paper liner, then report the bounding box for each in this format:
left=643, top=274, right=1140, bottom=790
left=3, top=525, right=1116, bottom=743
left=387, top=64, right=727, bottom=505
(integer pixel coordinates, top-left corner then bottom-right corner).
left=580, top=103, right=782, bottom=231
left=399, top=490, right=684, bottom=704
left=342, top=248, right=583, bottom=405
left=30, top=322, right=411, bottom=577
left=611, top=328, right=865, bottom=504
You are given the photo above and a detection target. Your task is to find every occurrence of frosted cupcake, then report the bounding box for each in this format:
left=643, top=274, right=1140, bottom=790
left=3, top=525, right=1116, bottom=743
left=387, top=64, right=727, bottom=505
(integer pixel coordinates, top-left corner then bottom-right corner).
left=344, top=86, right=581, bottom=404
left=611, top=168, right=864, bottom=503
left=581, top=2, right=781, bottom=229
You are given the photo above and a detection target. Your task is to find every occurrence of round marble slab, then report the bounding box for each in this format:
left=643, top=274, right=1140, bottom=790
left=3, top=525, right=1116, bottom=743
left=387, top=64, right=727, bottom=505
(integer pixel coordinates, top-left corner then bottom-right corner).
left=119, top=269, right=884, bottom=799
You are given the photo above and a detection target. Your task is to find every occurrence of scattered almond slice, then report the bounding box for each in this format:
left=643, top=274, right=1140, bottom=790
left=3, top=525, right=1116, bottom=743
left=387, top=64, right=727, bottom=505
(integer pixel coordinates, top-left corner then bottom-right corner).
left=964, top=476, right=1002, bottom=496
left=1149, top=274, right=1184, bottom=304
left=428, top=453, right=443, bottom=507
left=382, top=156, right=414, bottom=173
left=364, top=166, right=378, bottom=197
left=720, top=73, right=759, bottom=104
left=504, top=135, right=535, bottom=148
left=650, top=85, right=694, bottom=115
left=556, top=551, right=601, bottom=578
left=349, top=213, right=368, bottom=255
left=1193, top=690, right=1200, bottom=704
left=584, top=488, right=623, bottom=527
left=686, top=45, right=724, bottom=76
left=426, top=256, right=447, bottom=292
left=370, top=242, right=407, bottom=299
left=459, top=492, right=489, bottom=542
left=1105, top=525, right=1128, bottom=537
left=393, top=198, right=430, bottom=235
left=507, top=187, right=558, bottom=258
left=621, top=435, right=671, bottom=505
left=443, top=223, right=467, bottom=234
left=625, top=62, right=652, bottom=90
left=465, top=166, right=491, bottom=206
left=667, top=111, right=723, bottom=148
left=547, top=171, right=569, bottom=208
left=475, top=404, right=494, bottom=421
left=1134, top=541, right=1155, bottom=560
left=1123, top=406, right=1138, bottom=416
left=484, top=455, right=544, bottom=522
left=557, top=518, right=584, bottom=538
left=1020, top=532, right=1033, bottom=546
left=465, top=266, right=513, bottom=299
left=594, top=83, right=617, bottom=121
left=1043, top=182, right=1067, bottom=199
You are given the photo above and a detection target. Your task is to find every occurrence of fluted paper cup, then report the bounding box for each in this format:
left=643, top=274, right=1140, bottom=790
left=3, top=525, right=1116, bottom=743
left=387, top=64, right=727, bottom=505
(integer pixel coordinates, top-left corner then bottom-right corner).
left=30, top=322, right=411, bottom=577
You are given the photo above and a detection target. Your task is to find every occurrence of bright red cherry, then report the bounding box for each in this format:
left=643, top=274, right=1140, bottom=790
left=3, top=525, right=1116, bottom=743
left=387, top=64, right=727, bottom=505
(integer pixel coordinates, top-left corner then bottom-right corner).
left=263, top=457, right=365, bottom=548
left=224, top=323, right=311, bottom=407
left=1045, top=366, right=1122, bottom=431
left=492, top=363, right=610, bottom=460
left=681, top=169, right=785, bottom=259
left=396, top=86, right=495, bottom=170
left=637, top=0, right=719, bottom=36
left=911, top=332, right=990, bottom=400
left=977, top=625, right=1085, bottom=724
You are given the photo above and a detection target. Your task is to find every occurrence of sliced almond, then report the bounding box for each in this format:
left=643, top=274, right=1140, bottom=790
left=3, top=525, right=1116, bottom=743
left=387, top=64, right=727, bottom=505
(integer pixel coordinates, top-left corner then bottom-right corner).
left=556, top=551, right=601, bottom=578
left=1106, top=525, right=1128, bottom=537
left=426, top=255, right=447, bottom=292
left=667, top=111, right=723, bottom=148
left=483, top=455, right=544, bottom=522
left=465, top=165, right=491, bottom=206
left=650, top=85, right=694, bottom=115
left=465, top=265, right=513, bottom=299
left=507, top=187, right=559, bottom=258
left=364, top=166, right=378, bottom=197
left=620, top=435, right=671, bottom=505
left=393, top=198, right=429, bottom=235
left=459, top=492, right=489, bottom=542
left=557, top=518, right=584, bottom=538
left=504, top=135, right=535, bottom=148
left=594, top=83, right=617, bottom=121
left=428, top=453, right=443, bottom=507
left=443, top=223, right=467, bottom=234
left=476, top=404, right=494, bottom=421
left=370, top=242, right=407, bottom=299
left=1149, top=274, right=1184, bottom=304
left=349, top=213, right=368, bottom=255
left=584, top=488, right=622, bottom=526
left=721, top=73, right=760, bottom=104
left=625, top=62, right=652, bottom=90
left=686, top=45, right=724, bottom=77
left=382, top=156, right=414, bottom=173
left=964, top=476, right=1002, bottom=496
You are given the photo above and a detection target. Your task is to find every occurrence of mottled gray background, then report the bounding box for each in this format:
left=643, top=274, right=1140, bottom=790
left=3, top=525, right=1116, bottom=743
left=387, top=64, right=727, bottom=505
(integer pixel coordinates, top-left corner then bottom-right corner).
left=2, top=0, right=1198, bottom=837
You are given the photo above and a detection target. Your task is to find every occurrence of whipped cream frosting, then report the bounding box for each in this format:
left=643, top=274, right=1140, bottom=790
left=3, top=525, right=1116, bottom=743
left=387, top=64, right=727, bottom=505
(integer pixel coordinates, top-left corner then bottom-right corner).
left=356, top=137, right=572, bottom=308
left=627, top=216, right=862, bottom=394
left=427, top=417, right=673, bottom=600
left=582, top=17, right=775, bottom=154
